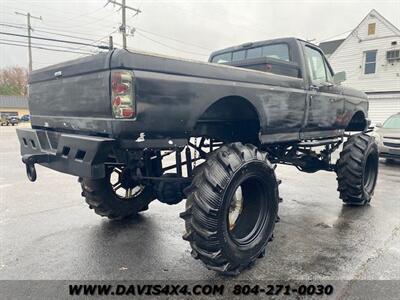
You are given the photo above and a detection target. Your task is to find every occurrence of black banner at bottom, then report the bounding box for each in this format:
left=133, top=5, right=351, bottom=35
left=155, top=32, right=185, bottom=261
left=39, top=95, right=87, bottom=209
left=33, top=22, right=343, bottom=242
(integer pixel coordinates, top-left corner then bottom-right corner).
left=0, top=280, right=399, bottom=299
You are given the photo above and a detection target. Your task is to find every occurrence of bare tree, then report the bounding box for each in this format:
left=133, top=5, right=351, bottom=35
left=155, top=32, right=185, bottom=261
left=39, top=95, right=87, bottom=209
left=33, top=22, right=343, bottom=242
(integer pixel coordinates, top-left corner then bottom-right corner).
left=0, top=67, right=28, bottom=96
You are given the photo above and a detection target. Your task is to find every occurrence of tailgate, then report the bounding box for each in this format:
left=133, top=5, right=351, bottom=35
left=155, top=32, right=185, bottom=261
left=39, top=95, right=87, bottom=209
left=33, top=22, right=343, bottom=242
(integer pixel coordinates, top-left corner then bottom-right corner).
left=28, top=52, right=113, bottom=134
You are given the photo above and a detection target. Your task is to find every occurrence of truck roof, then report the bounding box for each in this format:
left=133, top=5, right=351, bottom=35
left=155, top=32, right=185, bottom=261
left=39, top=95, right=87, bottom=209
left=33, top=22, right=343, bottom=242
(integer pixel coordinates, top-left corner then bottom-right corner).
left=209, top=37, right=316, bottom=61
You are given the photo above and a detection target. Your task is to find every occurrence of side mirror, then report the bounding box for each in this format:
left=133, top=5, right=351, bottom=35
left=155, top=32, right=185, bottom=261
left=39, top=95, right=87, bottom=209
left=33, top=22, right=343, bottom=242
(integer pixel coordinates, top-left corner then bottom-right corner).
left=375, top=122, right=383, bottom=128
left=333, top=71, right=346, bottom=84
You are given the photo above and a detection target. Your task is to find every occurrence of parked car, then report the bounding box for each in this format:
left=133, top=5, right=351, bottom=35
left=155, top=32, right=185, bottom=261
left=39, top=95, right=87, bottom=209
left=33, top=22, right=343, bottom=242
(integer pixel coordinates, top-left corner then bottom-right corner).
left=0, top=115, right=7, bottom=126
left=0, top=115, right=19, bottom=126
left=7, top=116, right=19, bottom=126
left=16, top=37, right=378, bottom=276
left=374, top=112, right=400, bottom=161
left=20, top=114, right=31, bottom=122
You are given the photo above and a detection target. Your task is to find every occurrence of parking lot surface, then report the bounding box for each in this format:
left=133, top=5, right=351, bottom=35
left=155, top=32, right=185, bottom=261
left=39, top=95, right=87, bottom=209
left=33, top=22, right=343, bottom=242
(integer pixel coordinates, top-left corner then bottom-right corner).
left=1, top=125, right=399, bottom=291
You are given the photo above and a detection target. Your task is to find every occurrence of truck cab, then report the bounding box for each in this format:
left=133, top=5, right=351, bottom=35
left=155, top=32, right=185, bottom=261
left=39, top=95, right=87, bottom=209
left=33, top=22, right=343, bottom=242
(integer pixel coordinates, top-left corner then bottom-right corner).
left=209, top=38, right=368, bottom=140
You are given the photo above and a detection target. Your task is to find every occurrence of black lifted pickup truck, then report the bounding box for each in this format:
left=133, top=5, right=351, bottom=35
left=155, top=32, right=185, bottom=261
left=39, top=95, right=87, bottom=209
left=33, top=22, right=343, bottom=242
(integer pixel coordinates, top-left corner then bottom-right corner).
left=17, top=37, right=379, bottom=275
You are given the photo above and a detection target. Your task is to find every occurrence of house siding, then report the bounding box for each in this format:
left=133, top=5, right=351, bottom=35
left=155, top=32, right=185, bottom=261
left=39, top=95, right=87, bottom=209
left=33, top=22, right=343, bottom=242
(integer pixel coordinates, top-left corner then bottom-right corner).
left=327, top=10, right=400, bottom=123
left=0, top=107, right=29, bottom=117
left=329, top=11, right=400, bottom=93
left=0, top=95, right=29, bottom=117
left=367, top=93, right=400, bottom=123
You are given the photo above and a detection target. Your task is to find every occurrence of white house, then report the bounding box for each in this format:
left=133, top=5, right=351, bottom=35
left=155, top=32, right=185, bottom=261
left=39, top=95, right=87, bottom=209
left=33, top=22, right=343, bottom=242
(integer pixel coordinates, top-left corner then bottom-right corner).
left=319, top=9, right=400, bottom=124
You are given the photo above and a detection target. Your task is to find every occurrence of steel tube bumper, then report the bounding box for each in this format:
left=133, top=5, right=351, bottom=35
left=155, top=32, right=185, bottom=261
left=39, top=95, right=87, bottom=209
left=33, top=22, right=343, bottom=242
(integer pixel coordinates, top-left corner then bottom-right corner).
left=16, top=128, right=115, bottom=180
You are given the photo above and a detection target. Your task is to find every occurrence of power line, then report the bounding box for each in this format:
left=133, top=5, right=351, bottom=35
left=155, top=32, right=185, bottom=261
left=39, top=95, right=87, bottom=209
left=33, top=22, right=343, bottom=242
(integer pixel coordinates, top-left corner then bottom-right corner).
left=0, top=21, right=117, bottom=51
left=74, top=29, right=120, bottom=51
left=32, top=25, right=110, bottom=40
left=4, top=3, right=121, bottom=31
left=0, top=23, right=26, bottom=30
left=318, top=29, right=353, bottom=43
left=0, top=38, right=99, bottom=53
left=0, top=21, right=210, bottom=55
left=0, top=42, right=94, bottom=55
left=60, top=6, right=106, bottom=24
left=33, top=28, right=107, bottom=44
left=0, top=21, right=26, bottom=27
left=0, top=23, right=108, bottom=44
left=134, top=27, right=212, bottom=51
left=15, top=11, right=42, bottom=73
left=0, top=31, right=110, bottom=49
left=2, top=3, right=112, bottom=24
left=105, top=0, right=141, bottom=49
left=40, top=7, right=120, bottom=30
left=134, top=31, right=208, bottom=57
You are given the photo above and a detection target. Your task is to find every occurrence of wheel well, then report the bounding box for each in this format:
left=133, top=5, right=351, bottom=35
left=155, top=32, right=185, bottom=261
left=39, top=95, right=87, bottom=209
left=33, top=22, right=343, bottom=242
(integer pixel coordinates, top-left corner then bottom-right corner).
left=346, top=111, right=367, bottom=131
left=193, top=96, right=260, bottom=143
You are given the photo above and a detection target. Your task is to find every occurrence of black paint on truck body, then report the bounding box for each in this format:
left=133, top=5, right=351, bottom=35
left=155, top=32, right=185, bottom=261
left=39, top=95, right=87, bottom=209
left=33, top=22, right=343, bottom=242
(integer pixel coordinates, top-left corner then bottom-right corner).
left=18, top=37, right=369, bottom=178
left=27, top=38, right=367, bottom=143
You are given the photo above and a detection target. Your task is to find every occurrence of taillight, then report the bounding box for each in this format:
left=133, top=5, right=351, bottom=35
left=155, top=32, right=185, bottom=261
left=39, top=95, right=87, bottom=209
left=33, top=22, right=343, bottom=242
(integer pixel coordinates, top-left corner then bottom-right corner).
left=111, top=70, right=135, bottom=119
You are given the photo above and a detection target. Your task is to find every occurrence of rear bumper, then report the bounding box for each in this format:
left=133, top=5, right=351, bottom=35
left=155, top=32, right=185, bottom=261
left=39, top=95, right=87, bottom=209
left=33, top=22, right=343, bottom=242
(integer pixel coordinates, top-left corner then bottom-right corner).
left=16, top=128, right=115, bottom=179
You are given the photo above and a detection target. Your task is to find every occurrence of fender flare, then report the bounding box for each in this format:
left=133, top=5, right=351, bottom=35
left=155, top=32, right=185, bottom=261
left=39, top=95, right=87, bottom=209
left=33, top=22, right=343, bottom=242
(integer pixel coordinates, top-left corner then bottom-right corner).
left=187, top=95, right=267, bottom=133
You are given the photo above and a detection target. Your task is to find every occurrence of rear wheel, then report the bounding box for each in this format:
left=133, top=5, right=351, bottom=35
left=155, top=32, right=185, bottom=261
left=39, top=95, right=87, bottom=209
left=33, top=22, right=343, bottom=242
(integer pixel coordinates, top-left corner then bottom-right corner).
left=80, top=166, right=156, bottom=220
left=336, top=133, right=379, bottom=205
left=181, top=143, right=279, bottom=275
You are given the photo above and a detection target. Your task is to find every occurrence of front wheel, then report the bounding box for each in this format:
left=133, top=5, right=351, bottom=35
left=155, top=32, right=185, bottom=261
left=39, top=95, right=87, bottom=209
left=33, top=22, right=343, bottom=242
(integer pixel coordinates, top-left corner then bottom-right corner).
left=181, top=143, right=279, bottom=275
left=80, top=166, right=156, bottom=220
left=336, top=133, right=379, bottom=205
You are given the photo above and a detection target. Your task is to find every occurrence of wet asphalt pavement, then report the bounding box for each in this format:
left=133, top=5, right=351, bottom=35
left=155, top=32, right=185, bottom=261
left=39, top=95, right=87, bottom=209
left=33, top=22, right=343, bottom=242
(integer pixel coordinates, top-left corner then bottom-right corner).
left=1, top=125, right=399, bottom=294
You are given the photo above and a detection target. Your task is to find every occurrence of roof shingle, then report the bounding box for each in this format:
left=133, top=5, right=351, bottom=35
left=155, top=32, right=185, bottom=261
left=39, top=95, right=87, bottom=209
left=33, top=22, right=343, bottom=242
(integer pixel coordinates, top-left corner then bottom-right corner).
left=319, top=39, right=345, bottom=56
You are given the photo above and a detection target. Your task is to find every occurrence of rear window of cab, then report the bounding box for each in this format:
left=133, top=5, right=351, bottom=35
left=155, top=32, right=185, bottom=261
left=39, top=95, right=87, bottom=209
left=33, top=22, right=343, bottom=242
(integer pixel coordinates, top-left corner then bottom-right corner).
left=211, top=43, right=290, bottom=63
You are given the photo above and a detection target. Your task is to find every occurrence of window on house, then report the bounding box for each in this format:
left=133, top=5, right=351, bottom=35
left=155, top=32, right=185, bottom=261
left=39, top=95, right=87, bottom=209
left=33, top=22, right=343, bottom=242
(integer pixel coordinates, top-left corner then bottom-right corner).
left=364, top=50, right=377, bottom=74
left=368, top=23, right=376, bottom=35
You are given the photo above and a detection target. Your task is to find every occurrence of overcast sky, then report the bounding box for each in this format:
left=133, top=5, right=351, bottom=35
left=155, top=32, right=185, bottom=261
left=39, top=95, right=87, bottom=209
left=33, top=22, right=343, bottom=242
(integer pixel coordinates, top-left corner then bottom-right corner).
left=0, top=0, right=399, bottom=70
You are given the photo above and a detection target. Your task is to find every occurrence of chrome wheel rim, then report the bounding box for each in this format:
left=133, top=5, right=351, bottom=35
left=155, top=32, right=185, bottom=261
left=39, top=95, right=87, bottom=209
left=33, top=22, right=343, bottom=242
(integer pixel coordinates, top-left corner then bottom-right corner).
left=109, top=167, right=145, bottom=200
left=226, top=174, right=269, bottom=247
left=228, top=186, right=244, bottom=230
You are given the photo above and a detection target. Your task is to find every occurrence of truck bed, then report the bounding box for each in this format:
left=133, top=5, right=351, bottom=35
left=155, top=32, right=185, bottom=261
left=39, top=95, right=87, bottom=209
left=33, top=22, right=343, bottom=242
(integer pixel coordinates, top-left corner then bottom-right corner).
left=28, top=48, right=305, bottom=139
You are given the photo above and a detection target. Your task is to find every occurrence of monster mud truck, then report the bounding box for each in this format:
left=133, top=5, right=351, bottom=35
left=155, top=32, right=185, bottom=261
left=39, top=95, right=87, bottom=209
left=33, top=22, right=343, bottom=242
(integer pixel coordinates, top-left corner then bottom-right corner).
left=17, top=38, right=379, bottom=275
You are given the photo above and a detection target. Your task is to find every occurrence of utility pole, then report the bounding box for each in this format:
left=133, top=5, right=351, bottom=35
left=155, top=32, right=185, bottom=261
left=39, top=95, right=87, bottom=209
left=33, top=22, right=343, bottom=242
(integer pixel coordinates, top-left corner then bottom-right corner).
left=121, top=0, right=127, bottom=49
left=106, top=0, right=141, bottom=49
left=109, top=36, right=114, bottom=50
left=15, top=11, right=42, bottom=72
